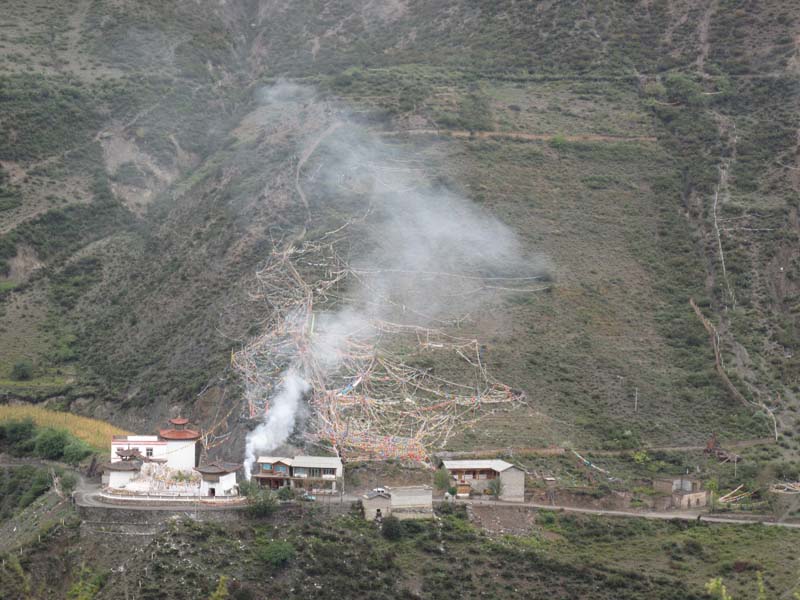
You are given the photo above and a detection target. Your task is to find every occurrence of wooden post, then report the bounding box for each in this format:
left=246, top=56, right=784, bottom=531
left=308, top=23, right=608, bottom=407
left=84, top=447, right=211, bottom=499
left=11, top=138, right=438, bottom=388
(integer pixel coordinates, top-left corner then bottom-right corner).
left=634, top=388, right=639, bottom=413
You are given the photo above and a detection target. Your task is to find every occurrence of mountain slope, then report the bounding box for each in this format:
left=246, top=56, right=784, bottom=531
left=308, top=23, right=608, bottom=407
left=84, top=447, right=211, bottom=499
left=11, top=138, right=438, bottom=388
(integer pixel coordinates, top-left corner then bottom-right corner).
left=0, top=0, right=797, bottom=456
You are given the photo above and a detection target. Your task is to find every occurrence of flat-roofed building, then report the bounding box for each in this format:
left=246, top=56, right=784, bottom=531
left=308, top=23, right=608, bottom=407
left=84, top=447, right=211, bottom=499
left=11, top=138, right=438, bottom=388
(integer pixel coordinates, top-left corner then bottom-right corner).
left=254, top=455, right=343, bottom=493
left=442, top=459, right=525, bottom=502
left=362, top=486, right=434, bottom=521
left=653, top=476, right=708, bottom=509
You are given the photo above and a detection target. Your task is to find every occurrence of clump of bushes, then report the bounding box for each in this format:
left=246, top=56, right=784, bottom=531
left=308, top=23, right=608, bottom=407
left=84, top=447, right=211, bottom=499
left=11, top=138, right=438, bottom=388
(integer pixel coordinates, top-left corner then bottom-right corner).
left=242, top=484, right=278, bottom=518
left=0, top=419, right=93, bottom=464
left=381, top=515, right=403, bottom=541
left=256, top=540, right=295, bottom=567
left=10, top=360, right=34, bottom=381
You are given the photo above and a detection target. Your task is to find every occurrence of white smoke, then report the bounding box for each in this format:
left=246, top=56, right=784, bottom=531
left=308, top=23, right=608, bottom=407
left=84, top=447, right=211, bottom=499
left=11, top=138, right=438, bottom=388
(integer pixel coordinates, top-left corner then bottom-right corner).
left=243, top=370, right=309, bottom=478
left=241, top=83, right=546, bottom=476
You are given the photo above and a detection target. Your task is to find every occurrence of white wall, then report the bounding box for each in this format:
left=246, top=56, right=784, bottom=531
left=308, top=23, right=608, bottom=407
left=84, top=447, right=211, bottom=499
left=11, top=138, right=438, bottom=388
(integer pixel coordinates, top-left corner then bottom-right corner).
left=499, top=468, right=525, bottom=502
left=199, top=472, right=238, bottom=497
left=164, top=440, right=197, bottom=470
left=391, top=488, right=433, bottom=510
left=108, top=470, right=137, bottom=489
left=110, top=440, right=166, bottom=462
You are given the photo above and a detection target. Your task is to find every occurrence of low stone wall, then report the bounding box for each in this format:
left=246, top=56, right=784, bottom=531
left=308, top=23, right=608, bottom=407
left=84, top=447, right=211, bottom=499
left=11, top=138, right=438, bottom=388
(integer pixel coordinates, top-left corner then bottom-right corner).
left=97, top=491, right=248, bottom=508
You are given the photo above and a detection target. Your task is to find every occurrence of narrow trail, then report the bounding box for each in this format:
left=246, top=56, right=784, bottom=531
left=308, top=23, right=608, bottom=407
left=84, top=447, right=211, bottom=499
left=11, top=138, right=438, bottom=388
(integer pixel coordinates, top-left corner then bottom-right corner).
left=377, top=129, right=657, bottom=143
left=461, top=498, right=800, bottom=529
left=436, top=437, right=775, bottom=459
left=695, top=0, right=718, bottom=74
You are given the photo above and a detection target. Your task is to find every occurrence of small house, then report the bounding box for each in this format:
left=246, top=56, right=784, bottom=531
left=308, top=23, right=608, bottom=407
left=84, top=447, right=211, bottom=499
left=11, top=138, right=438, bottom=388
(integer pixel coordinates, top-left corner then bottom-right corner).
left=363, top=490, right=392, bottom=520
left=653, top=476, right=708, bottom=509
left=104, top=454, right=142, bottom=488
left=195, top=462, right=241, bottom=497
left=362, top=486, right=433, bottom=521
left=254, top=455, right=343, bottom=493
left=441, top=459, right=525, bottom=502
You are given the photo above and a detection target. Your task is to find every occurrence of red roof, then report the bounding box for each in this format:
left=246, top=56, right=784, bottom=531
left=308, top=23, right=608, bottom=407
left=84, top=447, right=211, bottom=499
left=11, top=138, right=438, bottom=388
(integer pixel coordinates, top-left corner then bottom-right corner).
left=159, top=428, right=201, bottom=441
left=169, top=417, right=190, bottom=426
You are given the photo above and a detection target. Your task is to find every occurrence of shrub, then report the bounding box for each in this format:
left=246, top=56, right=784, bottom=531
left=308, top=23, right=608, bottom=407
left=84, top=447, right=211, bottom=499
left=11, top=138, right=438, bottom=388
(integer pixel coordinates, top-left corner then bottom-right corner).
left=277, top=486, right=294, bottom=501
left=382, top=515, right=403, bottom=541
left=488, top=478, right=503, bottom=499
left=209, top=575, right=229, bottom=600
left=62, top=440, right=92, bottom=465
left=34, top=428, right=69, bottom=460
left=247, top=488, right=277, bottom=518
left=0, top=419, right=35, bottom=445
left=61, top=472, right=78, bottom=494
left=257, top=540, right=295, bottom=567
left=11, top=360, right=33, bottom=381
left=434, top=468, right=451, bottom=491
left=401, top=519, right=426, bottom=536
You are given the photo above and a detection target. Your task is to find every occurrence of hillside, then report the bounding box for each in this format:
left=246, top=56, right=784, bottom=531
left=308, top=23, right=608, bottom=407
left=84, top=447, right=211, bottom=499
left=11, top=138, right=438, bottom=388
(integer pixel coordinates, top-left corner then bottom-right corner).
left=0, top=0, right=798, bottom=460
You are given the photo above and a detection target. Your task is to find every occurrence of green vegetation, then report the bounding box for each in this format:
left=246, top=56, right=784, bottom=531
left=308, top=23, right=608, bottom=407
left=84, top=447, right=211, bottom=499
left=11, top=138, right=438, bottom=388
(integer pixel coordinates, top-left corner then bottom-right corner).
left=245, top=486, right=278, bottom=518
left=15, top=507, right=790, bottom=600
left=256, top=540, right=296, bottom=567
left=488, top=478, right=503, bottom=499
left=0, top=2, right=799, bottom=595
left=0, top=419, right=93, bottom=464
left=0, top=466, right=51, bottom=521
left=434, top=467, right=451, bottom=491
left=10, top=360, right=33, bottom=381
left=381, top=515, right=402, bottom=541
left=66, top=564, right=107, bottom=600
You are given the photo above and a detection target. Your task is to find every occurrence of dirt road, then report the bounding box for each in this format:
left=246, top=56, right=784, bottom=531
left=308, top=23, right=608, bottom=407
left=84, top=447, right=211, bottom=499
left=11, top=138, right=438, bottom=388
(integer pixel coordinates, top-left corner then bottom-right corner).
left=461, top=498, right=800, bottom=529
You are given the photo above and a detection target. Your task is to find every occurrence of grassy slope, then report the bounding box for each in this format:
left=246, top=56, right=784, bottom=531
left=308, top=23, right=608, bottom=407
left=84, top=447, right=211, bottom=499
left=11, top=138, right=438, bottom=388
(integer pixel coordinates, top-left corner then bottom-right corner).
left=80, top=511, right=800, bottom=599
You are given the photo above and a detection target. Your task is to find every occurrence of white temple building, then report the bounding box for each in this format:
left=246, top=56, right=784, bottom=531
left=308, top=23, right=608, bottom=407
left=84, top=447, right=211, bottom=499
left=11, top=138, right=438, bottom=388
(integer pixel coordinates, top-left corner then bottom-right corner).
left=102, top=417, right=240, bottom=498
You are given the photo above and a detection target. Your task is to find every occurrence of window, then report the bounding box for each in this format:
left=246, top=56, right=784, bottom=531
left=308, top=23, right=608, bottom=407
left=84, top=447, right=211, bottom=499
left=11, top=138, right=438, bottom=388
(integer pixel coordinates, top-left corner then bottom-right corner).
left=261, top=463, right=272, bottom=471
left=322, top=468, right=336, bottom=476
left=146, top=448, right=153, bottom=457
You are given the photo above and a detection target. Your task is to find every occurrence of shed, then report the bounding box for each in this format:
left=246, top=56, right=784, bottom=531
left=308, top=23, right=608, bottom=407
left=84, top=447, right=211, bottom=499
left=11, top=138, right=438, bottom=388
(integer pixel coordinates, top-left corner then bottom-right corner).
left=195, top=461, right=241, bottom=497
left=363, top=490, right=392, bottom=520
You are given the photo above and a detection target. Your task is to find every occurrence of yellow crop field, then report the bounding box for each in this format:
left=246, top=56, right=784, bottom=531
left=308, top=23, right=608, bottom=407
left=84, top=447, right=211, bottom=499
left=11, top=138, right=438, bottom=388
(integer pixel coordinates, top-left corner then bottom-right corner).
left=0, top=405, right=131, bottom=451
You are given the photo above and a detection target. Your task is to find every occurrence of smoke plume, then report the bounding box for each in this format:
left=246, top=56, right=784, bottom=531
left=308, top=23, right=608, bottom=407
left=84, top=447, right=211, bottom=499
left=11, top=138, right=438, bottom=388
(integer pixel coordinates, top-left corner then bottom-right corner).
left=243, top=370, right=309, bottom=479
left=240, top=83, right=544, bottom=476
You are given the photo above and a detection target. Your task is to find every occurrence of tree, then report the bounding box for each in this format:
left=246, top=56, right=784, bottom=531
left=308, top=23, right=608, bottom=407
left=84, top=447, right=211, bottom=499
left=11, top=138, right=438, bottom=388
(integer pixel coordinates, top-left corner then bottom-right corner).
left=11, top=360, right=33, bottom=381
left=247, top=487, right=277, bottom=518
left=63, top=440, right=92, bottom=465
left=434, top=467, right=451, bottom=491
left=277, top=486, right=294, bottom=501
left=34, top=428, right=69, bottom=460
left=382, top=515, right=402, bottom=541
left=488, top=478, right=503, bottom=499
